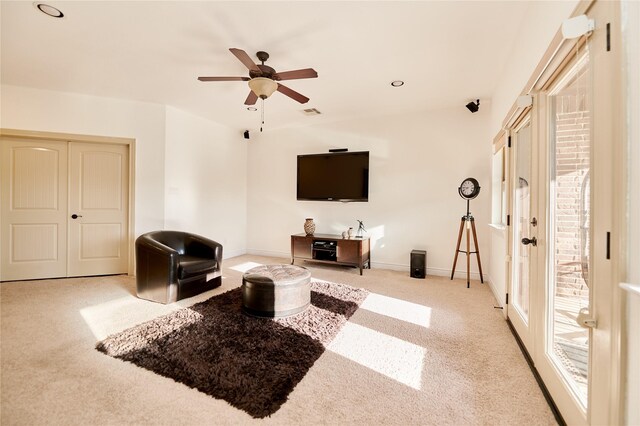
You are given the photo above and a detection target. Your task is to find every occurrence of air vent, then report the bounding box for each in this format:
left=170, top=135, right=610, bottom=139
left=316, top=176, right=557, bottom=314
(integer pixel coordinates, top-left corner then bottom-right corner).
left=301, top=108, right=322, bottom=116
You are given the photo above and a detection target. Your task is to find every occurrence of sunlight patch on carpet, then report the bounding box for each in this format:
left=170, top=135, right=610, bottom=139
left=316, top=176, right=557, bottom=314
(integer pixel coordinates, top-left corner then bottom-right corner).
left=229, top=261, right=264, bottom=273
left=80, top=296, right=185, bottom=340
left=360, top=293, right=432, bottom=328
left=327, top=322, right=425, bottom=390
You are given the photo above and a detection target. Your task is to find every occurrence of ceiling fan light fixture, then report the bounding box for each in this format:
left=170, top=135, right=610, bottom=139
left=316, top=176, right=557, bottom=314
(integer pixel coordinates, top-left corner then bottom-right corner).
left=248, top=77, right=277, bottom=99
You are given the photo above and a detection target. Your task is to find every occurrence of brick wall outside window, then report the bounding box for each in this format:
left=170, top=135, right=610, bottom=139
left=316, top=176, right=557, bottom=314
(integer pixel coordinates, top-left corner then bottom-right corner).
left=553, top=95, right=590, bottom=300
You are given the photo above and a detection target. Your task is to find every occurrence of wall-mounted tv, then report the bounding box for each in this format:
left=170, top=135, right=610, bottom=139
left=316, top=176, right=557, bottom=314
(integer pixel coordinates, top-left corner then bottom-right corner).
left=297, top=151, right=369, bottom=202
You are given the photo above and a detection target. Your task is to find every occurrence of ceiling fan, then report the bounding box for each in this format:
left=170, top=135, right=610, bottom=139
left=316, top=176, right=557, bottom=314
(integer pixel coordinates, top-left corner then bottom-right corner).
left=198, top=48, right=318, bottom=105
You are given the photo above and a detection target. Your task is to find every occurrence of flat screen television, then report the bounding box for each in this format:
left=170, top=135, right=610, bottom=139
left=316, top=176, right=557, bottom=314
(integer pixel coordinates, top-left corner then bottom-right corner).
left=297, top=151, right=369, bottom=202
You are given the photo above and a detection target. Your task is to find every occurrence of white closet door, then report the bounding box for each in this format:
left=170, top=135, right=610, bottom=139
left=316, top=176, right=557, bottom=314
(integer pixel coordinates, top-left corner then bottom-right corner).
left=1, top=138, right=68, bottom=281
left=68, top=143, right=128, bottom=277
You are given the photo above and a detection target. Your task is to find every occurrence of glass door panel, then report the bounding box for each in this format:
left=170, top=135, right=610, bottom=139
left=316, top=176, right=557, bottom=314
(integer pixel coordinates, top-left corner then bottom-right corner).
left=512, top=120, right=532, bottom=322
left=547, top=52, right=590, bottom=407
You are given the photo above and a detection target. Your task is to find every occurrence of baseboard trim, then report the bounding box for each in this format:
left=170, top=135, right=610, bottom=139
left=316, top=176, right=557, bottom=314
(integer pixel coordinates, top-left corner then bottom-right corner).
left=488, top=279, right=499, bottom=300
left=486, top=276, right=507, bottom=318
left=244, top=251, right=483, bottom=282
left=372, top=262, right=483, bottom=281
left=506, top=319, right=566, bottom=426
left=223, top=249, right=248, bottom=260
left=485, top=275, right=502, bottom=305
left=429, top=266, right=483, bottom=281
left=246, top=249, right=290, bottom=260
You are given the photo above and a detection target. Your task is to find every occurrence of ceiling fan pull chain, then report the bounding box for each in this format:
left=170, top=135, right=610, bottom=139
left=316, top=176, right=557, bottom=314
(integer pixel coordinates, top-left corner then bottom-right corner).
left=261, top=98, right=265, bottom=132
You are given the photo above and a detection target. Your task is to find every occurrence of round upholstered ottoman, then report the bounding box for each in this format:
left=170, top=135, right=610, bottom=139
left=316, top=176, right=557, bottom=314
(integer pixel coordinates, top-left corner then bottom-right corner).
left=241, top=264, right=311, bottom=318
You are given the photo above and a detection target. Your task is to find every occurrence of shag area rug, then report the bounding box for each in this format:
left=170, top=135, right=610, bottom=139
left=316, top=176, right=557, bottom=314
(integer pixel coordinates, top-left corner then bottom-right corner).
left=96, top=281, right=368, bottom=418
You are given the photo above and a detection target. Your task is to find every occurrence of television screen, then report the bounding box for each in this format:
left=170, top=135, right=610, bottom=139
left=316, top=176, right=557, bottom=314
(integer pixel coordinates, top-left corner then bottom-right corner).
left=297, top=151, right=369, bottom=202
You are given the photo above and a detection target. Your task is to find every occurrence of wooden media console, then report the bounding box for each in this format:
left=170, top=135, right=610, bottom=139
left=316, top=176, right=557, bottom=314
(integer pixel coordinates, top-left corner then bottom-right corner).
left=290, top=233, right=371, bottom=275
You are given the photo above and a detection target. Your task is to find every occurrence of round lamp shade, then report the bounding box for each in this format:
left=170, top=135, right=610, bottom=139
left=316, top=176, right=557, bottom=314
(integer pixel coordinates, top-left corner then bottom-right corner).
left=248, top=77, right=278, bottom=99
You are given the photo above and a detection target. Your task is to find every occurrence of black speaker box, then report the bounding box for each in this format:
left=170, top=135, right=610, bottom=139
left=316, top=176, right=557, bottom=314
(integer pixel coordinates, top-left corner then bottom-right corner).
left=410, top=250, right=426, bottom=279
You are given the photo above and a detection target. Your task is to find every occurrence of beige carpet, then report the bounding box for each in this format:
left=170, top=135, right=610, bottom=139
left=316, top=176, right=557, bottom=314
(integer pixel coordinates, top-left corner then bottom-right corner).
left=1, top=255, right=557, bottom=425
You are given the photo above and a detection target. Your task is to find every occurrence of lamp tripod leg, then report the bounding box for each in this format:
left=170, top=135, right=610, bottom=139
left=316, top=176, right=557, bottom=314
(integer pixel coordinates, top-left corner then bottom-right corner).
left=470, top=218, right=484, bottom=283
left=450, top=217, right=465, bottom=280
left=466, top=219, right=471, bottom=288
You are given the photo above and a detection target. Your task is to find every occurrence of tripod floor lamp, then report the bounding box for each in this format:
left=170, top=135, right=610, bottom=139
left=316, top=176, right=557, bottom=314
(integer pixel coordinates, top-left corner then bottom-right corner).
left=450, top=177, right=484, bottom=288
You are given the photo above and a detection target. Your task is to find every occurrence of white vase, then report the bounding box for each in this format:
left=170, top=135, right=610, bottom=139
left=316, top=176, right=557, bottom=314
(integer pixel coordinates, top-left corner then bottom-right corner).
left=347, top=227, right=353, bottom=238
left=304, top=218, right=316, bottom=236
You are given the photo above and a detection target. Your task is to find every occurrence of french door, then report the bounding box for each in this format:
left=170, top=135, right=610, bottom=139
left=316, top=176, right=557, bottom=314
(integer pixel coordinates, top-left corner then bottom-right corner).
left=508, top=114, right=537, bottom=351
left=506, top=1, right=620, bottom=423
left=1, top=137, right=130, bottom=281
left=538, top=47, right=593, bottom=425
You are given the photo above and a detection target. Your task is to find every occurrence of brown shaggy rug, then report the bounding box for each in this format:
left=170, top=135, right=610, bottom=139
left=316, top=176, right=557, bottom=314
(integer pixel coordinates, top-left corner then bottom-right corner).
left=96, top=280, right=368, bottom=418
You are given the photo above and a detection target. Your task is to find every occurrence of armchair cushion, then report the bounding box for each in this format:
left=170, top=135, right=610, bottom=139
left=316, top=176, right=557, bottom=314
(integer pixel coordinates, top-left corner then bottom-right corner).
left=178, top=255, right=218, bottom=280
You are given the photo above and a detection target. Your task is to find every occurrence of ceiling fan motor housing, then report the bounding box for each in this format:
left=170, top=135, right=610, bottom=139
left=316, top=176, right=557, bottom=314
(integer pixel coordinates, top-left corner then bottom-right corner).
left=250, top=64, right=276, bottom=80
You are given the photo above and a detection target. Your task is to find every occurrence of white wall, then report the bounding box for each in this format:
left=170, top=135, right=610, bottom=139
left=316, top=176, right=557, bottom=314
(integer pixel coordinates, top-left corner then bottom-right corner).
left=0, top=87, right=249, bottom=265
left=247, top=106, right=492, bottom=278
left=490, top=0, right=579, bottom=133
left=164, top=107, right=247, bottom=259
left=489, top=226, right=507, bottom=310
left=0, top=84, right=166, bottom=236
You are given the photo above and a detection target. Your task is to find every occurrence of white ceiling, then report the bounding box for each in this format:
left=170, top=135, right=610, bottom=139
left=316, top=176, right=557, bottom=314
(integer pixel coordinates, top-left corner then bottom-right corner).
left=1, top=1, right=531, bottom=131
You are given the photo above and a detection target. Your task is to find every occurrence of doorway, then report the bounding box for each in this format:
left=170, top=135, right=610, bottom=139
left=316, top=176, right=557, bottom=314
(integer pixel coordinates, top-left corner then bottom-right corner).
left=1, top=132, right=133, bottom=281
left=504, top=1, right=622, bottom=424
left=508, top=114, right=536, bottom=352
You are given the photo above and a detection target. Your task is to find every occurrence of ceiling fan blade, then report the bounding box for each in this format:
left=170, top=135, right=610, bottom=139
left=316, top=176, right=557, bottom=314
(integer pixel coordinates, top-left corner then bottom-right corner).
left=198, top=76, right=250, bottom=82
left=229, top=48, right=260, bottom=72
left=277, top=83, right=310, bottom=104
left=244, top=91, right=258, bottom=105
left=273, top=68, right=318, bottom=81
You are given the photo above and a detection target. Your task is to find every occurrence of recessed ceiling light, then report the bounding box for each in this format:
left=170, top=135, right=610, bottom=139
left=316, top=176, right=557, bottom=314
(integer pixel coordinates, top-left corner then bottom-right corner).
left=390, top=80, right=404, bottom=87
left=34, top=3, right=64, bottom=18
left=247, top=107, right=257, bottom=111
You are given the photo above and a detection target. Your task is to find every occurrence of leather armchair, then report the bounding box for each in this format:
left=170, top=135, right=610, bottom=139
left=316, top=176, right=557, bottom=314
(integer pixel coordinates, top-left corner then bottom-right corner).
left=135, top=230, right=223, bottom=304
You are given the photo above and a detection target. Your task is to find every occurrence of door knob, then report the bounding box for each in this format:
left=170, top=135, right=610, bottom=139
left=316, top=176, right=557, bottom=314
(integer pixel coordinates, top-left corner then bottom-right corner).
left=576, top=307, right=597, bottom=328
left=521, top=237, right=537, bottom=246
left=71, top=214, right=83, bottom=219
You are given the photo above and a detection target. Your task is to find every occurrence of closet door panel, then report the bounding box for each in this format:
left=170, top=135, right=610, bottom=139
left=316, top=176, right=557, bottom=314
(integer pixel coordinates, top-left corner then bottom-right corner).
left=1, top=138, right=68, bottom=281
